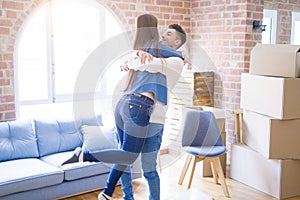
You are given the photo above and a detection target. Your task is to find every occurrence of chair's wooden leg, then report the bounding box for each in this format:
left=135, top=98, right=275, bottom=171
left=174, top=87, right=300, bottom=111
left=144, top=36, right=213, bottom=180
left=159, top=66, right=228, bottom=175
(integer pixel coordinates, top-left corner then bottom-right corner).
left=212, top=157, right=230, bottom=198
left=187, top=156, right=203, bottom=189
left=209, top=159, right=218, bottom=184
left=187, top=156, right=197, bottom=189
left=178, top=154, right=192, bottom=185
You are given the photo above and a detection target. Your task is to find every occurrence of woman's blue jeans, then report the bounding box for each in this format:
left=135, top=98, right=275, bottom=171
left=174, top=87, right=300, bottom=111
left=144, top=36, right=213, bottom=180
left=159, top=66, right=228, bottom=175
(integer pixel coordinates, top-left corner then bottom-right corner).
left=120, top=123, right=163, bottom=200
left=83, top=94, right=154, bottom=197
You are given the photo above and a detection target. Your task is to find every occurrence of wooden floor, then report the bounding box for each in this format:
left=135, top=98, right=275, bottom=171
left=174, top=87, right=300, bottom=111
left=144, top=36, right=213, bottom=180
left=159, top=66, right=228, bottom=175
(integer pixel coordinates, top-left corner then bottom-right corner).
left=59, top=153, right=300, bottom=200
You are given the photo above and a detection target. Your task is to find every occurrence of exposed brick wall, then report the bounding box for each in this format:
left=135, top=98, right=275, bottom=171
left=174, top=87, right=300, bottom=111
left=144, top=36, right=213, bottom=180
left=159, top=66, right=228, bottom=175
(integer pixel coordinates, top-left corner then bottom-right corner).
left=190, top=0, right=264, bottom=158
left=0, top=0, right=34, bottom=121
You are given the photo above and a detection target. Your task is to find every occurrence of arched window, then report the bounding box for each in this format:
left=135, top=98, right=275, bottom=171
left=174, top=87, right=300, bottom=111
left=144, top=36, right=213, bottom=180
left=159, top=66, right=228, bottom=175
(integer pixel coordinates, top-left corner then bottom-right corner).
left=16, top=0, right=124, bottom=119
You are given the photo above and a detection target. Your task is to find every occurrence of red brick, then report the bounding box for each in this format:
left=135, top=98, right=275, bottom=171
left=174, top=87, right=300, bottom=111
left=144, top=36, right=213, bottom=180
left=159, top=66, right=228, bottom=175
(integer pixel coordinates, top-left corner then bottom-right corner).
left=170, top=1, right=183, bottom=7
left=3, top=54, right=13, bottom=60
left=0, top=78, right=10, bottom=86
left=4, top=111, right=16, bottom=120
left=156, top=0, right=169, bottom=5
left=179, top=21, right=190, bottom=27
left=2, top=1, right=24, bottom=10
left=200, top=1, right=211, bottom=7
left=163, top=13, right=170, bottom=19
left=0, top=95, right=15, bottom=102
left=209, top=20, right=222, bottom=27
left=4, top=69, right=13, bottom=78
left=145, top=6, right=159, bottom=12
left=205, top=7, right=218, bottom=13
left=172, top=15, right=183, bottom=20
left=0, top=104, right=15, bottom=112
left=253, top=12, right=263, bottom=19
left=6, top=11, right=17, bottom=19
left=289, top=0, right=298, bottom=3
left=143, top=0, right=155, bottom=4
left=118, top=3, right=129, bottom=10
left=232, top=26, right=247, bottom=32
left=120, top=0, right=136, bottom=2
left=192, top=1, right=200, bottom=8
left=160, top=6, right=172, bottom=13
left=0, top=28, right=10, bottom=34
left=129, top=4, right=135, bottom=10
left=0, top=20, right=13, bottom=26
left=0, top=62, right=7, bottom=69
left=183, top=1, right=191, bottom=8
left=208, top=13, right=221, bottom=19
left=174, top=8, right=187, bottom=14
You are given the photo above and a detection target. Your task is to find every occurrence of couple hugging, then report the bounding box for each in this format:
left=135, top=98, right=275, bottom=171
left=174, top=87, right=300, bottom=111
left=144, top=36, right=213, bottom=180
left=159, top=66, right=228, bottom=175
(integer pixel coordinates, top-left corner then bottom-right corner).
left=62, top=13, right=187, bottom=200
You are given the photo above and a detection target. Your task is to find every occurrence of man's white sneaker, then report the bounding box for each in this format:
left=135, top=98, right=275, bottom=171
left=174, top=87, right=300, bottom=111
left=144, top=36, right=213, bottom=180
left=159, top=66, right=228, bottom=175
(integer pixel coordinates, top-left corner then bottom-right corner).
left=98, top=192, right=112, bottom=200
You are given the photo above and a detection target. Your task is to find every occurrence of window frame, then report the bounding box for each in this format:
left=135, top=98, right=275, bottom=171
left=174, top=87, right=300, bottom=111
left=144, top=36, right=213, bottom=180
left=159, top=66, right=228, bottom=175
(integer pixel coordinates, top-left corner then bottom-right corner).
left=291, top=11, right=300, bottom=45
left=262, top=9, right=277, bottom=44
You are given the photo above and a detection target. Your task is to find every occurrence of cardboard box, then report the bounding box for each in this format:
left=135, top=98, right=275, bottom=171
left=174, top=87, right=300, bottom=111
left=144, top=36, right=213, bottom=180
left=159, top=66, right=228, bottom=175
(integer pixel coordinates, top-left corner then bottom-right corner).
left=242, top=110, right=300, bottom=159
left=230, top=144, right=300, bottom=199
left=250, top=44, right=300, bottom=78
left=240, top=73, right=300, bottom=119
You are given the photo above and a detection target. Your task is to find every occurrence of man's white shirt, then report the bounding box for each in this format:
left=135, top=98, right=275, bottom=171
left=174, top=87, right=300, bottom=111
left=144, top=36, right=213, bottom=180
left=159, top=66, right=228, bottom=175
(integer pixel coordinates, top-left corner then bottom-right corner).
left=128, top=56, right=184, bottom=124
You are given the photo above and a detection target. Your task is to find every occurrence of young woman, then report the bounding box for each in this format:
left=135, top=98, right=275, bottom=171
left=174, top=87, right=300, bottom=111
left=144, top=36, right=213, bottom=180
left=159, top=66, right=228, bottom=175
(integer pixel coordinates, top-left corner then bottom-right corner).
left=120, top=24, right=186, bottom=200
left=62, top=14, right=184, bottom=200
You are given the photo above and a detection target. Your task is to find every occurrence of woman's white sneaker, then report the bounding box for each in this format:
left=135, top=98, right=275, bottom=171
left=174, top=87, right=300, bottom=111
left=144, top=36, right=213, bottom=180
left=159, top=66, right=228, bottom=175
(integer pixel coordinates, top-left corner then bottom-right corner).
left=98, top=192, right=112, bottom=200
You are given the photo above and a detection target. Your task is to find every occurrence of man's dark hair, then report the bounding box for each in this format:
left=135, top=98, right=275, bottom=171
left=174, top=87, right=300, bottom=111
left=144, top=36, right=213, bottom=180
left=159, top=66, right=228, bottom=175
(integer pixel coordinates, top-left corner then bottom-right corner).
left=168, top=24, right=186, bottom=47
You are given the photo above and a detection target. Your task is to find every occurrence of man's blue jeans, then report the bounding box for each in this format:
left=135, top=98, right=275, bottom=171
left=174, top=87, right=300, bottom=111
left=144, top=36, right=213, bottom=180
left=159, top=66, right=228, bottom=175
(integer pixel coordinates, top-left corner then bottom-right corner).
left=120, top=123, right=163, bottom=200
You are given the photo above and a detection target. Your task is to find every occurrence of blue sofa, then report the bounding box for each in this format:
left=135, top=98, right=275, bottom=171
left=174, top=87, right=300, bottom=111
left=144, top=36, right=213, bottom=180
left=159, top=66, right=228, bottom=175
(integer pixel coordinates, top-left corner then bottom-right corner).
left=0, top=115, right=141, bottom=200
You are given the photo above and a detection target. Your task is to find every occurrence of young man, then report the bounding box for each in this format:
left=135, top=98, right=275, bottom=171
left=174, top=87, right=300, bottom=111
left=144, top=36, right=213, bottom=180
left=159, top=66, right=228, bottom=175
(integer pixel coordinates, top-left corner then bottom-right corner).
left=120, top=24, right=187, bottom=200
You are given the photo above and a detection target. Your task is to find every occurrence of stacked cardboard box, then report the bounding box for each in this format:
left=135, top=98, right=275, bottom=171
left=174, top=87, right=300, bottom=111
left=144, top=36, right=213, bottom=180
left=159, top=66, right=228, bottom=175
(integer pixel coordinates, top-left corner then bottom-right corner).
left=230, top=44, right=300, bottom=199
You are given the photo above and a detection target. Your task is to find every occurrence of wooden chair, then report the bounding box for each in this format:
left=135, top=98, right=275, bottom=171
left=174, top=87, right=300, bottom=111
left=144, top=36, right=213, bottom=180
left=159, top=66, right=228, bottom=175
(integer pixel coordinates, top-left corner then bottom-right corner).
left=178, top=110, right=230, bottom=198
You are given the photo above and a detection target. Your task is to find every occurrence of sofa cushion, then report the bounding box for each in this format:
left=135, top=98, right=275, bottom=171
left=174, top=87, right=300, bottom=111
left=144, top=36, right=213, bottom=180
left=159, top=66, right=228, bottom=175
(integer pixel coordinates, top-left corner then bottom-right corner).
left=80, top=125, right=119, bottom=151
left=41, top=151, right=111, bottom=181
left=35, top=118, right=82, bottom=157
left=81, top=115, right=103, bottom=126
left=0, top=120, right=39, bottom=162
left=0, top=158, right=64, bottom=197
left=63, top=162, right=111, bottom=181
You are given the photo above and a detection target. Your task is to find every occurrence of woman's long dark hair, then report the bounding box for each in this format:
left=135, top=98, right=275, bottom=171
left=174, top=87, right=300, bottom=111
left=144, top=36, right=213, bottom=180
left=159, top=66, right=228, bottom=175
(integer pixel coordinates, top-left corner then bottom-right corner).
left=125, top=14, right=161, bottom=91
left=133, top=14, right=160, bottom=55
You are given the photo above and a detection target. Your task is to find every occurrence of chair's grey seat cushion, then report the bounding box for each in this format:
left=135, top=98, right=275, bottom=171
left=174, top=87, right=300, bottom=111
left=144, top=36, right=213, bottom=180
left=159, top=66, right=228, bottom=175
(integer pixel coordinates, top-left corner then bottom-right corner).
left=0, top=158, right=64, bottom=197
left=41, top=151, right=111, bottom=181
left=185, top=146, right=227, bottom=158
